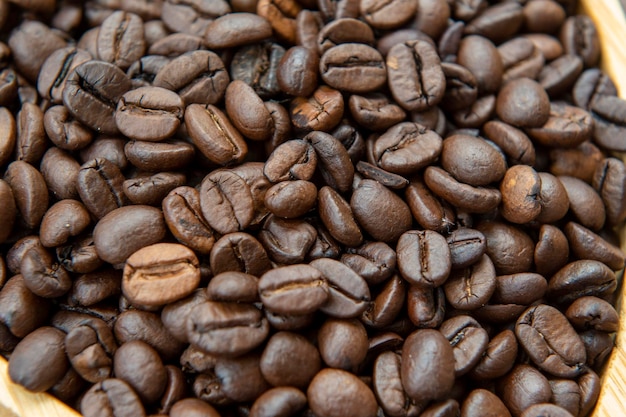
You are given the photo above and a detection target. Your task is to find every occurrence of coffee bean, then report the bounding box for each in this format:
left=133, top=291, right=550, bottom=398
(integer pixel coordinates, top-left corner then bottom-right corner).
left=260, top=331, right=321, bottom=388
left=258, top=215, right=318, bottom=264
left=205, top=13, right=273, bottom=49
left=310, top=258, right=370, bottom=318
left=457, top=35, right=503, bottom=94
left=469, top=329, right=518, bottom=380
left=320, top=43, right=386, bottom=93
left=249, top=387, right=307, bottom=417
left=444, top=254, right=496, bottom=311
left=4, top=160, right=49, bottom=230
left=81, top=378, right=146, bottom=417
left=360, top=0, right=417, bottom=30
left=259, top=264, right=328, bottom=315
left=461, top=389, right=512, bottom=417
left=308, top=368, right=378, bottom=417
left=317, top=185, right=363, bottom=247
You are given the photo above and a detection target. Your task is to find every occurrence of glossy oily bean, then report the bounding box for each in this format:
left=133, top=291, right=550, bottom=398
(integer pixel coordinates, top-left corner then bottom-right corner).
left=93, top=205, right=167, bottom=266
left=225, top=80, right=273, bottom=141
left=516, top=304, right=586, bottom=378
left=424, top=166, right=501, bottom=214
left=77, top=158, right=128, bottom=220
left=8, top=326, right=69, bottom=392
left=204, top=12, right=272, bottom=49
left=373, top=350, right=423, bottom=417
left=534, top=224, right=570, bottom=278
left=548, top=260, right=616, bottom=305
left=185, top=104, right=248, bottom=166
left=97, top=11, right=145, bottom=69
left=113, top=340, right=166, bottom=404
left=310, top=258, right=370, bottom=318
left=207, top=271, right=259, bottom=303
left=123, top=172, right=187, bottom=206
left=186, top=301, right=269, bottom=357
left=39, top=200, right=91, bottom=248
left=320, top=43, right=386, bottom=93
left=535, top=172, right=570, bottom=224
left=249, top=387, right=307, bottom=417
left=499, top=364, right=552, bottom=417
left=464, top=2, right=524, bottom=43
left=446, top=228, right=486, bottom=269
left=65, top=316, right=117, bottom=383
left=362, top=274, right=405, bottom=328
left=115, top=86, right=184, bottom=141
left=470, top=329, right=518, bottom=380
left=316, top=18, right=374, bottom=53
left=317, top=318, right=368, bottom=371
left=0, top=275, right=52, bottom=338
left=230, top=41, right=285, bottom=99
left=258, top=216, right=317, bottom=264
left=441, top=134, right=507, bottom=186
left=351, top=179, right=413, bottom=243
left=63, top=61, right=132, bottom=135
left=0, top=179, right=16, bottom=243
left=593, top=157, right=626, bottom=226
left=264, top=180, right=317, bottom=219
left=386, top=40, right=445, bottom=111
left=457, top=35, right=503, bottom=94
left=40, top=147, right=81, bottom=201
left=317, top=186, right=362, bottom=247
left=277, top=46, right=319, bottom=97
left=500, top=165, right=542, bottom=224
left=124, top=139, right=195, bottom=172
left=290, top=85, right=344, bottom=132
left=81, top=378, right=146, bottom=417
left=340, top=241, right=396, bottom=285
left=260, top=331, right=321, bottom=389
left=122, top=243, right=200, bottom=307
left=20, top=244, right=71, bottom=298
left=440, top=62, right=478, bottom=112
left=444, top=254, right=496, bottom=311
left=210, top=232, right=272, bottom=277
left=559, top=175, right=605, bottom=231
left=153, top=50, right=229, bottom=105
left=477, top=221, right=534, bottom=275
left=401, top=329, right=455, bottom=403
left=259, top=264, right=328, bottom=315
left=264, top=139, right=318, bottom=183
left=440, top=315, right=489, bottom=377
left=349, top=93, right=406, bottom=131
left=491, top=273, right=548, bottom=306
left=566, top=296, right=619, bottom=332
left=527, top=102, right=592, bottom=148
left=397, top=230, right=451, bottom=288
left=307, top=368, right=377, bottom=417
left=4, top=160, right=49, bottom=230
left=162, top=186, right=215, bottom=255
left=565, top=222, right=625, bottom=270
left=404, top=178, right=456, bottom=234
left=306, top=130, right=354, bottom=193
left=461, top=389, right=511, bottom=417
left=496, top=78, right=550, bottom=128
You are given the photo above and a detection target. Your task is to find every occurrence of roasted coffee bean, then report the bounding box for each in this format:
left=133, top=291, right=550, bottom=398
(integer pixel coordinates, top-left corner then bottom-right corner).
left=440, top=315, right=489, bottom=377
left=8, top=326, right=69, bottom=392
left=0, top=106, right=16, bottom=167
left=15, top=103, right=46, bottom=165
left=548, top=260, right=617, bottom=305
left=351, top=179, right=413, bottom=242
left=77, top=158, right=128, bottom=219
left=187, top=300, right=269, bottom=357
left=424, top=166, right=501, bottom=214
left=123, top=172, right=186, bottom=206
left=566, top=296, right=619, bottom=332
left=65, top=316, right=117, bottom=383
left=590, top=95, right=626, bottom=152
left=153, top=50, right=229, bottom=105
left=341, top=241, right=396, bottom=285
left=249, top=386, right=307, bottom=417
left=373, top=350, right=424, bottom=417
left=207, top=271, right=259, bottom=303
left=258, top=215, right=318, bottom=264
left=277, top=45, right=319, bottom=97
left=491, top=273, right=548, bottom=307
left=125, top=139, right=195, bottom=173
left=457, top=35, right=502, bottom=95
left=40, top=147, right=81, bottom=201
left=441, top=134, right=507, bottom=186
left=440, top=62, right=478, bottom=112
left=534, top=224, right=570, bottom=278
left=265, top=180, right=317, bottom=219
left=580, top=330, right=614, bottom=369
left=81, top=378, right=146, bottom=417
left=93, top=205, right=166, bottom=266
left=499, top=364, right=552, bottom=417
left=259, top=264, right=328, bottom=315
left=496, top=78, right=550, bottom=128
left=122, top=243, right=200, bottom=307
left=0, top=178, right=16, bottom=243
left=349, top=93, right=406, bottom=131
left=161, top=0, right=229, bottom=36
left=593, top=157, right=626, bottom=226
left=306, top=130, right=354, bottom=193
left=317, top=318, right=368, bottom=371
left=387, top=40, right=445, bottom=111
left=500, top=165, right=542, bottom=224
left=63, top=60, right=132, bottom=135
left=80, top=136, right=129, bottom=170
left=205, top=12, right=273, bottom=49
left=560, top=15, right=600, bottom=68
left=20, top=244, right=72, bottom=298
left=402, top=329, right=455, bottom=403
left=260, top=331, right=321, bottom=388
left=539, top=54, right=584, bottom=97
left=521, top=404, right=575, bottom=417
left=317, top=185, right=362, bottom=247
left=210, top=232, right=272, bottom=276
left=320, top=43, right=386, bottom=93
left=469, top=329, right=518, bottom=380
left=170, top=398, right=220, bottom=417
left=405, top=177, right=455, bottom=234
left=225, top=80, right=273, bottom=141
left=362, top=274, right=405, bottom=328
left=406, top=284, right=445, bottom=329
left=97, top=11, right=145, bottom=69
left=230, top=41, right=285, bottom=99
left=461, top=389, right=512, bottom=417
left=565, top=222, right=625, bottom=270
left=310, top=258, right=370, bottom=318
left=559, top=175, right=605, bottom=231
left=264, top=139, right=318, bottom=182
left=0, top=274, right=52, bottom=338
left=397, top=229, right=451, bottom=288
left=516, top=304, right=586, bottom=378
left=446, top=228, right=486, bottom=269
left=4, top=160, right=49, bottom=230
left=113, top=340, right=167, bottom=405
left=161, top=290, right=209, bottom=344
left=317, top=18, right=374, bottom=54
left=290, top=85, right=344, bottom=132
left=307, top=368, right=378, bottom=417
left=444, top=254, right=496, bottom=311
left=477, top=221, right=534, bottom=275
left=360, top=0, right=417, bottom=30
left=115, top=86, right=184, bottom=141
left=66, top=268, right=120, bottom=306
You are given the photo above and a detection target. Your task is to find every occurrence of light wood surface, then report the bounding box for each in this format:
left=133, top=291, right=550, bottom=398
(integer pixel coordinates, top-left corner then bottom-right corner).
left=2, top=1, right=626, bottom=416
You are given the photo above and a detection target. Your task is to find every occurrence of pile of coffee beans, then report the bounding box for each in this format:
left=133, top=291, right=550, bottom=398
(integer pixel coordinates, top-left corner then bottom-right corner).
left=1, top=0, right=625, bottom=416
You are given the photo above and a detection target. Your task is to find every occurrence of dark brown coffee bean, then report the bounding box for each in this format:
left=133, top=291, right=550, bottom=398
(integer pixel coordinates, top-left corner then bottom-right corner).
left=491, top=273, right=547, bottom=307
left=457, top=35, right=503, bottom=95
left=499, top=364, right=551, bottom=417
left=4, top=160, right=49, bottom=230
left=565, top=222, right=625, bottom=270
left=207, top=271, right=259, bottom=303
left=498, top=37, right=545, bottom=83
left=559, top=175, right=605, bottom=231
left=122, top=243, right=200, bottom=307
left=161, top=290, right=209, bottom=344
left=424, top=166, right=502, bottom=214
left=77, top=158, right=128, bottom=220
left=306, top=219, right=342, bottom=261
left=318, top=318, right=368, bottom=371
left=496, top=78, right=550, bottom=128
left=225, top=80, right=273, bottom=141
left=477, top=221, right=534, bottom=275
left=258, top=215, right=317, bottom=264
left=153, top=50, right=229, bottom=105
left=81, top=378, right=146, bottom=417
left=14, top=102, right=45, bottom=165
left=360, top=0, right=417, bottom=30
left=402, top=329, right=455, bottom=403
left=8, top=326, right=67, bottom=394
left=560, top=15, right=600, bottom=68
left=441, top=134, right=507, bottom=186
left=469, top=329, right=518, bottom=380
left=308, top=368, right=378, bottom=417
left=387, top=40, right=445, bottom=111
left=355, top=161, right=408, bottom=189
left=440, top=62, right=478, bottom=112
left=66, top=268, right=120, bottom=306
left=446, top=228, right=486, bottom=269
left=210, top=232, right=272, bottom=277
left=230, top=41, right=285, bottom=99
left=39, top=200, right=91, bottom=248
left=534, top=224, right=569, bottom=278
left=199, top=169, right=254, bottom=234
left=516, top=304, right=586, bottom=377
left=362, top=274, right=405, bottom=328
left=264, top=139, right=318, bottom=183
left=187, top=301, right=269, bottom=357
left=317, top=185, right=362, bottom=247
left=341, top=241, right=396, bottom=285
left=260, top=331, right=321, bottom=389
left=40, top=147, right=81, bottom=201
left=97, top=11, right=145, bottom=69
left=20, top=245, right=72, bottom=298
left=320, top=43, right=386, bottom=93
left=113, top=340, right=166, bottom=405
left=259, top=264, right=328, bottom=315
left=535, top=172, right=570, bottom=224
left=527, top=102, right=592, bottom=149
left=93, top=205, right=166, bottom=266
left=0, top=106, right=16, bottom=167
left=593, top=157, right=626, bottom=226
left=124, top=139, right=195, bottom=172
left=500, top=165, right=542, bottom=224
left=404, top=177, right=455, bottom=234
left=290, top=85, right=344, bottom=132
left=440, top=315, right=489, bottom=377
left=349, top=93, right=406, bottom=132
left=373, top=122, right=442, bottom=175
left=306, top=130, right=354, bottom=193
left=444, top=254, right=496, bottom=311
left=63, top=60, right=132, bottom=135
left=451, top=94, right=497, bottom=128
left=407, top=284, right=445, bottom=328
left=115, top=86, right=184, bottom=142
left=539, top=54, right=584, bottom=97
left=483, top=121, right=535, bottom=166
left=0, top=178, right=16, bottom=243
left=573, top=68, right=617, bottom=110
left=249, top=386, right=307, bottom=417
left=580, top=330, right=614, bottom=370
left=566, top=296, right=619, bottom=332
left=80, top=136, right=129, bottom=170
left=351, top=179, right=413, bottom=243
left=461, top=389, right=511, bottom=417
left=257, top=0, right=301, bottom=44
left=161, top=0, right=229, bottom=36
left=170, top=398, right=220, bottom=417
left=397, top=230, right=451, bottom=288
left=205, top=12, right=272, bottom=49
left=123, top=172, right=186, bottom=206
left=548, top=260, right=617, bottom=305
left=65, top=316, right=117, bottom=383
left=316, top=18, right=374, bottom=54
left=310, top=258, right=370, bottom=318
left=0, top=274, right=52, bottom=338
left=277, top=46, right=319, bottom=97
